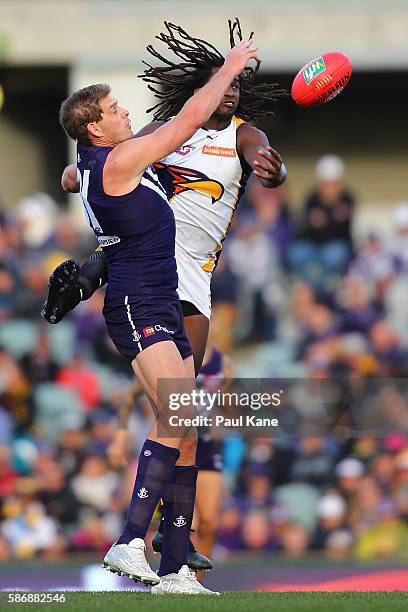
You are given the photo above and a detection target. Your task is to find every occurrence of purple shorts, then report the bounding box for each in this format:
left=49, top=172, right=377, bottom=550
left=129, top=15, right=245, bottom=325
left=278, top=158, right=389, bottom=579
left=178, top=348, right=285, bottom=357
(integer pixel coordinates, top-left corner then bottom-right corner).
left=103, top=295, right=193, bottom=362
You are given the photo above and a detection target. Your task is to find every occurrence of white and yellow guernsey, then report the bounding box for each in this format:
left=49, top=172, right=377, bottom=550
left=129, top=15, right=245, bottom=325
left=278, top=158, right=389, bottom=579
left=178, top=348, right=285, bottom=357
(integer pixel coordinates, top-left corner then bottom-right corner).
left=155, top=116, right=250, bottom=319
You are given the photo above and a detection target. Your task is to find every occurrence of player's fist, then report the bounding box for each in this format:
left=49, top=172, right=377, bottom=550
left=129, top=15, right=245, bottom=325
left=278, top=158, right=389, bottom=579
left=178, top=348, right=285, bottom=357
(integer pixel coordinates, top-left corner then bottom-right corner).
left=253, top=146, right=284, bottom=182
left=224, top=39, right=261, bottom=74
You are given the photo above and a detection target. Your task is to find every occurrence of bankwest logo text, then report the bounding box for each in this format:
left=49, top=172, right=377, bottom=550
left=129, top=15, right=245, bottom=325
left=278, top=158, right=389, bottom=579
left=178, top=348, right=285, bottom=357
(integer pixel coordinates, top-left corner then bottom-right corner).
left=202, top=145, right=236, bottom=158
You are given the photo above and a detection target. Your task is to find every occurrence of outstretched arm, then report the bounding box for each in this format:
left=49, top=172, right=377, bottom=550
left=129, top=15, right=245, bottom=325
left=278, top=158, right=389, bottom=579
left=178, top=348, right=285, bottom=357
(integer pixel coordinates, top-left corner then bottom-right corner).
left=237, top=124, right=287, bottom=188
left=103, top=41, right=261, bottom=194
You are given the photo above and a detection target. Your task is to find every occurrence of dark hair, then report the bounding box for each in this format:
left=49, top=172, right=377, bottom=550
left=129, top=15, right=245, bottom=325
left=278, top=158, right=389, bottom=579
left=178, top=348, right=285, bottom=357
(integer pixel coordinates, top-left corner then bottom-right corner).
left=139, top=19, right=287, bottom=122
left=59, top=83, right=111, bottom=145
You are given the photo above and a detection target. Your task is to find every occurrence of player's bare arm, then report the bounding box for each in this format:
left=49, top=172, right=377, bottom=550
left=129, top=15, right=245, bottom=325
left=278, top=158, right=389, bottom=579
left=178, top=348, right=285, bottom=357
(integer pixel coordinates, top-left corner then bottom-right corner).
left=133, top=121, right=165, bottom=138
left=237, top=123, right=287, bottom=187
left=103, top=40, right=261, bottom=195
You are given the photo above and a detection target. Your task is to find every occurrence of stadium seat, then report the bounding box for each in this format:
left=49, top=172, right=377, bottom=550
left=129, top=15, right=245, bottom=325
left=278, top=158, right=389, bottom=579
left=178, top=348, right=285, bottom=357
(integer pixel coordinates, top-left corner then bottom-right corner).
left=275, top=483, right=321, bottom=532
left=46, top=320, right=76, bottom=365
left=0, top=319, right=37, bottom=358
left=86, top=362, right=118, bottom=400
left=34, top=382, right=84, bottom=440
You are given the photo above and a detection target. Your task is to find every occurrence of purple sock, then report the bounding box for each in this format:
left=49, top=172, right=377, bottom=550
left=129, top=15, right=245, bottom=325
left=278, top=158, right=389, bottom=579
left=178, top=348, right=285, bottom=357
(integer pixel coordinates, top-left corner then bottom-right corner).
left=158, top=465, right=198, bottom=576
left=116, top=439, right=180, bottom=545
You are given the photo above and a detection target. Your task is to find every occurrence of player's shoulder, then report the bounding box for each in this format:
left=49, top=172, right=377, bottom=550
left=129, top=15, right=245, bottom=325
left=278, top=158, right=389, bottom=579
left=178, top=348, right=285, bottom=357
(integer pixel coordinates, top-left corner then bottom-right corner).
left=236, top=122, right=268, bottom=150
left=236, top=122, right=266, bottom=138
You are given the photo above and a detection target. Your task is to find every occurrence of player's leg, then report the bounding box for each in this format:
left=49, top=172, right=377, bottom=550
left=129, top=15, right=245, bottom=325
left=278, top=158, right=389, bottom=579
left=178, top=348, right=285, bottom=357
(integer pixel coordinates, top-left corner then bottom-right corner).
left=153, top=512, right=213, bottom=571
left=152, top=426, right=219, bottom=593
left=42, top=249, right=107, bottom=324
left=144, top=333, right=217, bottom=594
left=181, top=301, right=210, bottom=376
left=193, top=469, right=222, bottom=580
left=104, top=341, right=196, bottom=584
left=135, top=348, right=216, bottom=593
left=151, top=304, right=213, bottom=571
left=156, top=355, right=198, bottom=575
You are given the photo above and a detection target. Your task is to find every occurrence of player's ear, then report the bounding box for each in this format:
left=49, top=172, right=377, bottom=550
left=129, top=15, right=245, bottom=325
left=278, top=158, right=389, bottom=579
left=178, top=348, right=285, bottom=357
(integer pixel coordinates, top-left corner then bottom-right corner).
left=87, top=122, right=103, bottom=140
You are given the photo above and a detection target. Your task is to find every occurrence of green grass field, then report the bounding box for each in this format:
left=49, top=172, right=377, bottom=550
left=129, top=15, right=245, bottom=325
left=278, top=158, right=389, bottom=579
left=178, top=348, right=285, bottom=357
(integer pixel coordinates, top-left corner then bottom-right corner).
left=1, top=592, right=408, bottom=612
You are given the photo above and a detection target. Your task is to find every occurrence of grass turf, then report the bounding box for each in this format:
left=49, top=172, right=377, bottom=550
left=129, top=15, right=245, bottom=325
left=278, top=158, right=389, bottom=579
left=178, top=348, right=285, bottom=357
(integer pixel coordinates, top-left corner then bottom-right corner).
left=1, top=592, right=408, bottom=612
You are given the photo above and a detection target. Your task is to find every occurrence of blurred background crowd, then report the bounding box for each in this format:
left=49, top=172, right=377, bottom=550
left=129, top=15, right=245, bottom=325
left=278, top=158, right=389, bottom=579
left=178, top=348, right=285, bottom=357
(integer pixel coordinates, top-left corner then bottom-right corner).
left=1, top=152, right=408, bottom=563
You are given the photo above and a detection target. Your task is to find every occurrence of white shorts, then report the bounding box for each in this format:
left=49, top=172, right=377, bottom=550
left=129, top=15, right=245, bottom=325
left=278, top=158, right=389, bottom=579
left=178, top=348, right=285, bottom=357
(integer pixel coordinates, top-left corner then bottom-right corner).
left=175, top=245, right=212, bottom=320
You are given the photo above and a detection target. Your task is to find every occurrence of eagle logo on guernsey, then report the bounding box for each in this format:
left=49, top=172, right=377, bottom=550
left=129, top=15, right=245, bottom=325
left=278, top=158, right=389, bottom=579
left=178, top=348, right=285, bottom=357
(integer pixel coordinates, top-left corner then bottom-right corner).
left=154, top=163, right=224, bottom=204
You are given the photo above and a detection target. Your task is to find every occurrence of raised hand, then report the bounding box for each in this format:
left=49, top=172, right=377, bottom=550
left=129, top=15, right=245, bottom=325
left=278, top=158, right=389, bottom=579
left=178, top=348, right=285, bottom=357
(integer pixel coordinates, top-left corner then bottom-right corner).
left=224, top=39, right=262, bottom=74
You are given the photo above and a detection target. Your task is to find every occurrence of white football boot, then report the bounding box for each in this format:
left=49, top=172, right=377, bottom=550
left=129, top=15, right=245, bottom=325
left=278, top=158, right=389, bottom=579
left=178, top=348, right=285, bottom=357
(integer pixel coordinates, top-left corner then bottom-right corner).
left=151, top=564, right=220, bottom=595
left=103, top=537, right=160, bottom=585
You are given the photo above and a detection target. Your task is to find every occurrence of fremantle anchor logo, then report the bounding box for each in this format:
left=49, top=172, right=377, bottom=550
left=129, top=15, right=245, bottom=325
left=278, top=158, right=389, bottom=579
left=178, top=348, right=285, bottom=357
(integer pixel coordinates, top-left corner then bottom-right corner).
left=132, top=329, right=141, bottom=342
left=173, top=515, right=187, bottom=527
left=137, top=487, right=149, bottom=499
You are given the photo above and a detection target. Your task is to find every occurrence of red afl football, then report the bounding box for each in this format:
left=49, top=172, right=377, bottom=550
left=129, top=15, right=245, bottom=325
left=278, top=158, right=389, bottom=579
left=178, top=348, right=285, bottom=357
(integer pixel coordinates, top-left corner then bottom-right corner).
left=291, top=51, right=352, bottom=107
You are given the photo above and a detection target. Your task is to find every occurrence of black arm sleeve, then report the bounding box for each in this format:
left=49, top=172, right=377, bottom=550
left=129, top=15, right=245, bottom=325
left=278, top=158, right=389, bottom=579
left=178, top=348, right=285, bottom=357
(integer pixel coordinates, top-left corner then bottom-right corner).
left=78, top=248, right=108, bottom=300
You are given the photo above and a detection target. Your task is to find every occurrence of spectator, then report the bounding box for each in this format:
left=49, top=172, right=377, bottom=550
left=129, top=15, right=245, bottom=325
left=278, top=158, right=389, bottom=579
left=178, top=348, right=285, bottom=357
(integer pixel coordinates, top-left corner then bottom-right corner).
left=240, top=509, right=275, bottom=551
left=354, top=498, right=408, bottom=560
left=312, top=492, right=348, bottom=550
left=290, top=437, right=335, bottom=490
left=56, top=413, right=87, bottom=478
left=71, top=511, right=112, bottom=553
left=0, top=445, right=17, bottom=499
left=325, top=528, right=353, bottom=560
left=348, top=233, right=395, bottom=297
left=73, top=290, right=106, bottom=347
left=71, top=455, right=120, bottom=511
left=348, top=476, right=383, bottom=534
left=1, top=500, right=60, bottom=559
left=388, top=202, right=408, bottom=273
left=211, top=254, right=239, bottom=354
left=296, top=304, right=337, bottom=361
left=20, top=329, right=58, bottom=385
left=56, top=353, right=101, bottom=410
left=335, top=458, right=365, bottom=498
left=245, top=178, right=293, bottom=266
left=279, top=523, right=310, bottom=558
left=335, top=276, right=383, bottom=335
left=289, top=154, right=355, bottom=293
left=2, top=178, right=408, bottom=562
left=369, top=320, right=408, bottom=376
left=216, top=501, right=242, bottom=553
left=36, top=462, right=79, bottom=525
left=227, top=213, right=282, bottom=341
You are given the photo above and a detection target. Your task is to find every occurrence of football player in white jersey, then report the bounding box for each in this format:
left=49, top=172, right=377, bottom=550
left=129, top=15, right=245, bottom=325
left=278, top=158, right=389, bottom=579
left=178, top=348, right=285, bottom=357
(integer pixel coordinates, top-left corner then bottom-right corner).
left=43, top=19, right=287, bottom=373
left=42, top=19, right=287, bottom=577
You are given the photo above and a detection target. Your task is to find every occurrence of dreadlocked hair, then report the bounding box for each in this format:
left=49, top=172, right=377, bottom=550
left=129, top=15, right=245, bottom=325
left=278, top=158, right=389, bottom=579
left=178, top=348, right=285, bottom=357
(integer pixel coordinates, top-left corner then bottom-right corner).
left=138, top=18, right=288, bottom=122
